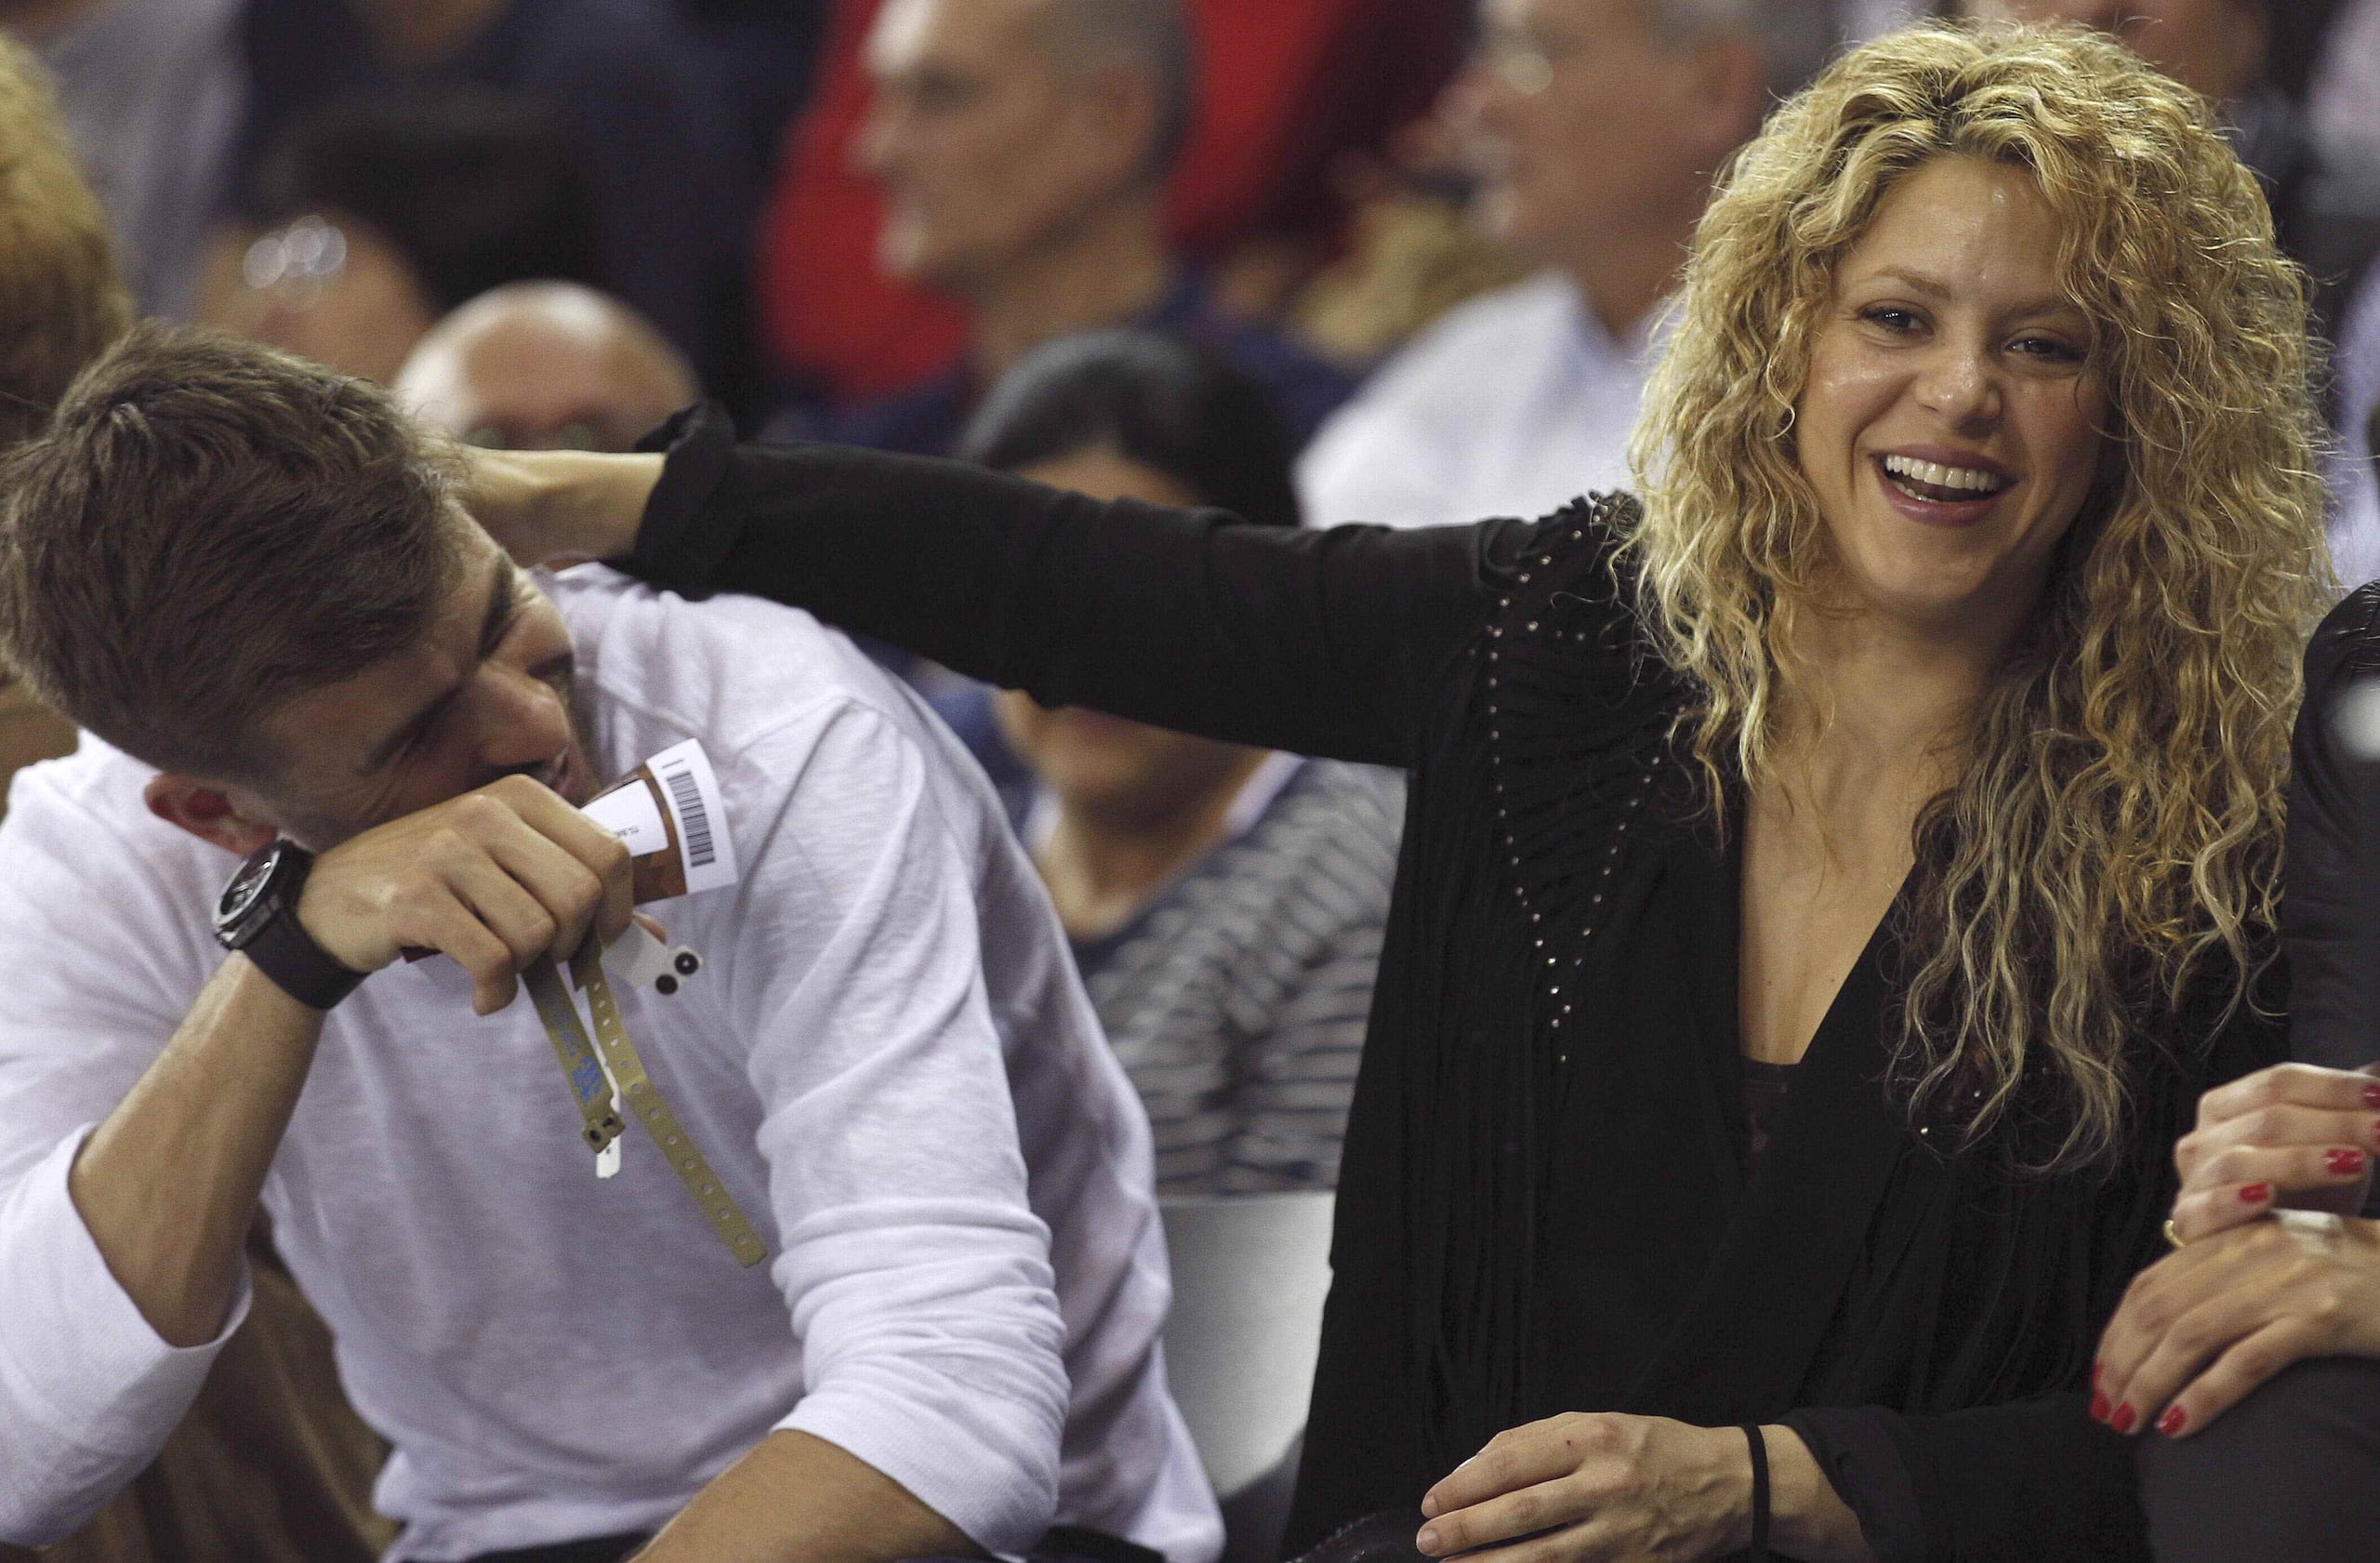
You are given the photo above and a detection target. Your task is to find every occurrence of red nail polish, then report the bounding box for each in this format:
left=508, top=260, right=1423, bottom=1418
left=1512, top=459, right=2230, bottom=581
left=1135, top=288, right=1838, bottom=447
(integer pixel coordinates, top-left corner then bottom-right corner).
left=2364, top=1083, right=2380, bottom=1110
left=2158, top=1406, right=2188, bottom=1437
left=2330, top=1149, right=2368, bottom=1175
left=2110, top=1403, right=2137, bottom=1435
left=2241, top=1183, right=2273, bottom=1203
left=2090, top=1391, right=2110, bottom=1422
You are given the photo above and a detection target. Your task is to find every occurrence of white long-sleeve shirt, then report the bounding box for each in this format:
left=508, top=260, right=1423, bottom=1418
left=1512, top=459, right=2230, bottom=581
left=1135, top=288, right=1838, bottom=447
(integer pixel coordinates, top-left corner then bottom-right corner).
left=2327, top=271, right=2380, bottom=589
left=0, top=568, right=1219, bottom=1563
left=1295, top=272, right=1666, bottom=531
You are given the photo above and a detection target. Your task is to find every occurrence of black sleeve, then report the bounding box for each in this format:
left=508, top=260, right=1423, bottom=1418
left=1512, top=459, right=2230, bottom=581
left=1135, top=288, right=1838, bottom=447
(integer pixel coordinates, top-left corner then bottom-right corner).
left=627, top=404, right=1527, bottom=767
left=2284, top=582, right=2380, bottom=1070
left=1786, top=1393, right=2146, bottom=1563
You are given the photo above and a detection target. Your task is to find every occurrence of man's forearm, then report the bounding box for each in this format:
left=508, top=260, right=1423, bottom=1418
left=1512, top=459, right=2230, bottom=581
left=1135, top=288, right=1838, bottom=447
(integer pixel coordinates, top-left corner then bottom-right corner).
left=637, top=1429, right=982, bottom=1563
left=68, top=954, right=325, bottom=1346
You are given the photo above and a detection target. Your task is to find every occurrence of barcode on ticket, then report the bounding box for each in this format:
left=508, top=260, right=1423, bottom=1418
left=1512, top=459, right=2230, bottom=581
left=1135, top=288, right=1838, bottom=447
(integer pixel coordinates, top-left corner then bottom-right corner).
left=661, top=762, right=716, bottom=868
left=644, top=739, right=739, bottom=895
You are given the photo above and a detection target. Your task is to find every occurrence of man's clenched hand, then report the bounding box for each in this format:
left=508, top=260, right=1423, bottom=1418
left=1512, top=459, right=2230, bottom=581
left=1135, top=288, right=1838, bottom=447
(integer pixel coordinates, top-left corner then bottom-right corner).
left=299, top=774, right=633, bottom=1013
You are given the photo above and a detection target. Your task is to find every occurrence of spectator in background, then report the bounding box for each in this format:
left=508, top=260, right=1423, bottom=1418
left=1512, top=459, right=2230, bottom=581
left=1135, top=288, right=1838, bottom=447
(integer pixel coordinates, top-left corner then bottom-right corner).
left=224, top=0, right=752, bottom=391
left=2327, top=263, right=2380, bottom=591
left=200, top=88, right=604, bottom=386
left=751, top=0, right=1464, bottom=417
left=1286, top=59, right=1532, bottom=370
left=2308, top=0, right=2380, bottom=177
left=1964, top=2, right=2377, bottom=344
left=1839, top=0, right=1943, bottom=36
left=397, top=282, right=698, bottom=453
left=1296, top=0, right=1831, bottom=529
left=959, top=330, right=1399, bottom=1195
left=811, top=0, right=1355, bottom=457
left=0, top=0, right=242, bottom=321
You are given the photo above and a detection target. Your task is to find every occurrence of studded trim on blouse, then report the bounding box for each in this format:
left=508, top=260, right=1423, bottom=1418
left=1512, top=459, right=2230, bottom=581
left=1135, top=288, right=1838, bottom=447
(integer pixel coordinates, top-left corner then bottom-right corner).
left=1479, top=493, right=1684, bottom=1061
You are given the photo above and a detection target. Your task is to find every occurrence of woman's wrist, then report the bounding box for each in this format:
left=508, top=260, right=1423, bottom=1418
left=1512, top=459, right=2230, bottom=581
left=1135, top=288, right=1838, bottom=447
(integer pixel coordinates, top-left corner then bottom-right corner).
left=2333, top=1216, right=2380, bottom=1358
left=538, top=449, right=663, bottom=563
left=461, top=447, right=661, bottom=566
left=1762, top=1424, right=1878, bottom=1563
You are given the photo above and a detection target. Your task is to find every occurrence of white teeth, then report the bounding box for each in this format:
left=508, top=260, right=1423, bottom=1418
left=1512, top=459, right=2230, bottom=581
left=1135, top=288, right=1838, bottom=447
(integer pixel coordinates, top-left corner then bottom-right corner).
left=1882, top=454, right=2005, bottom=495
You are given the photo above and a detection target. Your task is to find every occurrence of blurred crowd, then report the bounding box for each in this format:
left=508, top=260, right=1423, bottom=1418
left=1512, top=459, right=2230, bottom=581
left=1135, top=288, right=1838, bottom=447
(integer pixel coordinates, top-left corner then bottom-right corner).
left=0, top=1, right=2375, bottom=1560
left=3, top=0, right=2371, bottom=554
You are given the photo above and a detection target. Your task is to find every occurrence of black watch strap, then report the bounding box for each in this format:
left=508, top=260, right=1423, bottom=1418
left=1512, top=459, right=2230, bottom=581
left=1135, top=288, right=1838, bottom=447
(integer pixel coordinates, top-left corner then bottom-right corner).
left=238, top=899, right=367, bottom=1011
left=217, top=842, right=366, bottom=1011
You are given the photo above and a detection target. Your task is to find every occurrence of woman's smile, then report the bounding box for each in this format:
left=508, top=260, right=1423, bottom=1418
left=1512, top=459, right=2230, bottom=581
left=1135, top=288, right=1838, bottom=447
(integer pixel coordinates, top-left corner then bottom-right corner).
left=1870, top=446, right=2018, bottom=528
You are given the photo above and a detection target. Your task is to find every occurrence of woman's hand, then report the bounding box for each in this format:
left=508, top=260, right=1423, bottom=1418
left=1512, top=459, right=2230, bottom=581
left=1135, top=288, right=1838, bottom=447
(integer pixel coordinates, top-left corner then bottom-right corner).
left=2095, top=1210, right=2380, bottom=1438
left=453, top=444, right=662, bottom=568
left=2164, top=1063, right=2380, bottom=1243
left=1415, top=1413, right=1751, bottom=1563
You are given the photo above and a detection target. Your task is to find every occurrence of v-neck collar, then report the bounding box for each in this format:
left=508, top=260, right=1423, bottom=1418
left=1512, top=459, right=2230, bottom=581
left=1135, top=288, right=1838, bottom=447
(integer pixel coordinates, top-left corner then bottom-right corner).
left=1623, top=830, right=1937, bottom=1423
left=1474, top=497, right=1936, bottom=1427
left=1698, top=815, right=1922, bottom=1182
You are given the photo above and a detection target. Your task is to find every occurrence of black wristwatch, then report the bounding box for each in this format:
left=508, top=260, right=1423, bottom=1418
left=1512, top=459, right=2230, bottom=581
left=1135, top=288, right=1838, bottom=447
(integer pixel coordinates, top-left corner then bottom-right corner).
left=214, top=841, right=366, bottom=1011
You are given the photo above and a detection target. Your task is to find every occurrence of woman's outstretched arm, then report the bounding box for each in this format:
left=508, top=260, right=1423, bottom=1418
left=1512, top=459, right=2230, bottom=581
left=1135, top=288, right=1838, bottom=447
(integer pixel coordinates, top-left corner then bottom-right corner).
left=469, top=405, right=1519, bottom=768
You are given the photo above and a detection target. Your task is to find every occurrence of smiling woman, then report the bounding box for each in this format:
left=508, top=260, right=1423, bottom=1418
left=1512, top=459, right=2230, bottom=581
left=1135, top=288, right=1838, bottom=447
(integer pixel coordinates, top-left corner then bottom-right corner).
left=473, top=20, right=2332, bottom=1563
left=1631, top=20, right=2329, bottom=1176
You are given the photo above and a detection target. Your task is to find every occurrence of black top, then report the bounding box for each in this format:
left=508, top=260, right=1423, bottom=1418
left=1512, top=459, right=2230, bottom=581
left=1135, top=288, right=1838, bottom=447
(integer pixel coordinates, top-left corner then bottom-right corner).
left=2286, top=581, right=2380, bottom=1072
left=1740, top=1059, right=1798, bottom=1173
left=626, top=405, right=2286, bottom=1562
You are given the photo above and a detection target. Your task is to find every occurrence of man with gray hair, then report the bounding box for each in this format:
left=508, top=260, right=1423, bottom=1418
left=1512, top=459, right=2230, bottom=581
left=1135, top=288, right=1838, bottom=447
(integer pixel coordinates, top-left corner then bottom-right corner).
left=1297, top=0, right=1833, bottom=529
left=810, top=0, right=1352, bottom=457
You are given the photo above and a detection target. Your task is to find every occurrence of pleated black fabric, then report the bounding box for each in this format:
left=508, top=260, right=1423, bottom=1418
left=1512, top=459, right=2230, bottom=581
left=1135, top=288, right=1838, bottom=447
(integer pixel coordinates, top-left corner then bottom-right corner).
left=624, top=407, right=2288, bottom=1562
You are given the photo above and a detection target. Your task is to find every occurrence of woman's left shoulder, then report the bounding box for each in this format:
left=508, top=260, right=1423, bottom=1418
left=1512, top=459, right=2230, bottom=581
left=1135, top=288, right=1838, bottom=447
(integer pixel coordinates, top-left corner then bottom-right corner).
left=1477, top=491, right=1659, bottom=650
left=1481, top=491, right=1644, bottom=583
left=1474, top=491, right=1683, bottom=744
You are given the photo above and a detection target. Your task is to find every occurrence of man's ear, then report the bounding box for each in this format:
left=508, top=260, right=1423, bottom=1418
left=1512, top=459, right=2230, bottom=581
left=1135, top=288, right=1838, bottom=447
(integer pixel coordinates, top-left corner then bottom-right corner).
left=144, top=773, right=279, bottom=857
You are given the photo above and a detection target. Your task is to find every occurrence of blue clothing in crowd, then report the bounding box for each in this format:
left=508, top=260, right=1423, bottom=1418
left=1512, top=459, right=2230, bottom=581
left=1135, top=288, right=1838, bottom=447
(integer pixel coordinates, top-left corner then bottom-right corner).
left=811, top=272, right=1356, bottom=457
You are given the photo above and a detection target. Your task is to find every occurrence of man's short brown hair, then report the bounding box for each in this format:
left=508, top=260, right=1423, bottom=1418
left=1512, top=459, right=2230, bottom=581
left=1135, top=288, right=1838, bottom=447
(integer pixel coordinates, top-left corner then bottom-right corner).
left=0, top=324, right=460, bottom=782
left=0, top=35, right=132, bottom=447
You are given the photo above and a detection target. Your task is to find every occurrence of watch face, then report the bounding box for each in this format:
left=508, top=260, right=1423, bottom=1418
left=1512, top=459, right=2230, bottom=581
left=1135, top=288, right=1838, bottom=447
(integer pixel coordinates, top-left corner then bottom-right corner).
left=216, top=843, right=286, bottom=939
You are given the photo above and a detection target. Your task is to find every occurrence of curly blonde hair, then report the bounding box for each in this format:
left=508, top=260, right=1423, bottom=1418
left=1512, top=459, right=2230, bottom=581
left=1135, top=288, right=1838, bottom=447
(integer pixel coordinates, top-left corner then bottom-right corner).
left=1624, top=21, right=2334, bottom=1170
left=0, top=35, right=130, bottom=449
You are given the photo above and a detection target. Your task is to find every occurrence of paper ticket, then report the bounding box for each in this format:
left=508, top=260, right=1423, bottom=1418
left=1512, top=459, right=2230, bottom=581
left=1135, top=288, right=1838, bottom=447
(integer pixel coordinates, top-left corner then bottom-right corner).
left=581, top=739, right=740, bottom=904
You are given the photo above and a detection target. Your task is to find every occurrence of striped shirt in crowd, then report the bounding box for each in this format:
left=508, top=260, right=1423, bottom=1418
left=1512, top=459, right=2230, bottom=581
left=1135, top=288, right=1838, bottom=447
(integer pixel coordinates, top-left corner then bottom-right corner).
left=1057, top=756, right=1405, bottom=1196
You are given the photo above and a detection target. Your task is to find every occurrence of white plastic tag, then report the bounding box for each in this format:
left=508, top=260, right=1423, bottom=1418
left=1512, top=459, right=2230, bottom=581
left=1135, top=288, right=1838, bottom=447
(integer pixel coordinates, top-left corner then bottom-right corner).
left=601, top=919, right=705, bottom=997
